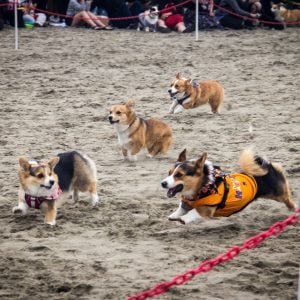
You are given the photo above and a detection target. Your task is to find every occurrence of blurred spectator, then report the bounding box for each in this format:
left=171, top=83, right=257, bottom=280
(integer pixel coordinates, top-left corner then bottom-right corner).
left=151, top=0, right=185, bottom=32
left=0, top=0, right=8, bottom=29
left=260, top=0, right=285, bottom=29
left=47, top=0, right=69, bottom=26
left=91, top=0, right=132, bottom=28
left=215, top=0, right=261, bottom=29
left=127, top=0, right=143, bottom=28
left=21, top=1, right=47, bottom=26
left=184, top=0, right=223, bottom=31
left=66, top=0, right=113, bottom=29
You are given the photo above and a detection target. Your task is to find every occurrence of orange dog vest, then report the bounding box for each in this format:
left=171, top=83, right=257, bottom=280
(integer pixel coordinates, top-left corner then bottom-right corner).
left=189, top=173, right=258, bottom=217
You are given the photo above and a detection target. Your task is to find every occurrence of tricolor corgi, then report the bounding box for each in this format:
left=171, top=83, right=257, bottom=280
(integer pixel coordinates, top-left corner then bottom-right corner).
left=168, top=73, right=224, bottom=114
left=161, top=149, right=295, bottom=224
left=108, top=100, right=173, bottom=161
left=13, top=151, right=99, bottom=225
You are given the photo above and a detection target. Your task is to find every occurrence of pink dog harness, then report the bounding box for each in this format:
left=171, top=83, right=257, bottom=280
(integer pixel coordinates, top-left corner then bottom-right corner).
left=25, top=187, right=63, bottom=209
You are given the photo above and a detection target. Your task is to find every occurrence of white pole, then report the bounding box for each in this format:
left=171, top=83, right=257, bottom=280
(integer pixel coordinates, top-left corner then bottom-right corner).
left=298, top=267, right=300, bottom=300
left=14, top=0, right=19, bottom=50
left=195, top=0, right=199, bottom=41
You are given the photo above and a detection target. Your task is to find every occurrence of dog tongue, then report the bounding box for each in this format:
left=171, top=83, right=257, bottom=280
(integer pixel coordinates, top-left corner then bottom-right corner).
left=167, top=187, right=177, bottom=198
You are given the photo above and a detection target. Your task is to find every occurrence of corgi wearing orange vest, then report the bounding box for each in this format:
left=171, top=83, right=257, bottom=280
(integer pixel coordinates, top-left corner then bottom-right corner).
left=161, top=149, right=295, bottom=224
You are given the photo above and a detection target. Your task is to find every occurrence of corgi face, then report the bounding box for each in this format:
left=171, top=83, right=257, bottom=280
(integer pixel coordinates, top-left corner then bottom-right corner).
left=108, top=100, right=136, bottom=126
left=168, top=73, right=192, bottom=97
left=161, top=149, right=208, bottom=199
left=271, top=3, right=286, bottom=13
left=18, top=157, right=60, bottom=197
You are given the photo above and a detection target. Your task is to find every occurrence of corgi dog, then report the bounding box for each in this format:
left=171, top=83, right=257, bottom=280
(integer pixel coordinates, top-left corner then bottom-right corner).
left=168, top=73, right=224, bottom=114
left=138, top=6, right=159, bottom=32
left=13, top=151, right=99, bottom=226
left=161, top=149, right=295, bottom=224
left=108, top=100, right=172, bottom=161
left=271, top=3, right=300, bottom=23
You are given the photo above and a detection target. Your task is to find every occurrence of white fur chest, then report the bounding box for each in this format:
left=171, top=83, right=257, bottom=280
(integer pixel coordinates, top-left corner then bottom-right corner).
left=115, top=124, right=131, bottom=148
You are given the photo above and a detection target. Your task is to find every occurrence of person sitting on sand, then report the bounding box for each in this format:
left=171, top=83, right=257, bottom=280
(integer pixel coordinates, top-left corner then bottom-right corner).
left=215, top=0, right=261, bottom=29
left=151, top=0, right=187, bottom=32
left=66, top=0, right=113, bottom=30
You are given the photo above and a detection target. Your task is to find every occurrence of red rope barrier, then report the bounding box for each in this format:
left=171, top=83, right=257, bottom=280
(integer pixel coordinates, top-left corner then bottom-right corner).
left=214, top=3, right=300, bottom=26
left=2, top=0, right=300, bottom=26
left=127, top=208, right=300, bottom=300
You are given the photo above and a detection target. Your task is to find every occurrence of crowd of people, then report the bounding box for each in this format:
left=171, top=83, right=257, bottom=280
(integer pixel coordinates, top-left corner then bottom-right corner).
left=0, top=0, right=297, bottom=32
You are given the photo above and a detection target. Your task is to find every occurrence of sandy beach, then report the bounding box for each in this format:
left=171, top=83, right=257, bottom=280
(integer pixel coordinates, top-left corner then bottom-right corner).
left=0, top=26, right=299, bottom=299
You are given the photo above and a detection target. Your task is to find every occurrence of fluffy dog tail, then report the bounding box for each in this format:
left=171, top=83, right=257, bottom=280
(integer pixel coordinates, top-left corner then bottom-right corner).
left=239, top=148, right=268, bottom=177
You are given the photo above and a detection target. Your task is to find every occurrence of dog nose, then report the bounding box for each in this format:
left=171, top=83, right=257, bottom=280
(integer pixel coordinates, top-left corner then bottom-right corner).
left=49, top=180, right=55, bottom=186
left=108, top=116, right=113, bottom=121
left=168, top=89, right=172, bottom=94
left=161, top=181, right=168, bottom=188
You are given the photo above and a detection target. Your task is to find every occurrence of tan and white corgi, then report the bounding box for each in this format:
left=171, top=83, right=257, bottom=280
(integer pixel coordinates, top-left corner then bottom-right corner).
left=161, top=149, right=295, bottom=224
left=13, top=151, right=99, bottom=225
left=168, top=73, right=224, bottom=114
left=108, top=100, right=173, bottom=161
left=271, top=3, right=300, bottom=23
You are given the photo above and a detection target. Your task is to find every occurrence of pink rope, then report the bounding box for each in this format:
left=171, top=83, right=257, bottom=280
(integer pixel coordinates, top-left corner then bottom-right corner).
left=127, top=208, right=300, bottom=300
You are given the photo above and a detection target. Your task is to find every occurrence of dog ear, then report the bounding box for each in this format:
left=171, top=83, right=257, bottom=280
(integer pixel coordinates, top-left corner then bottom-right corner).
left=19, top=157, right=31, bottom=172
left=176, top=73, right=181, bottom=79
left=185, top=78, right=193, bottom=86
left=47, top=157, right=60, bottom=171
left=126, top=99, right=135, bottom=109
left=177, top=149, right=187, bottom=162
left=196, top=152, right=207, bottom=170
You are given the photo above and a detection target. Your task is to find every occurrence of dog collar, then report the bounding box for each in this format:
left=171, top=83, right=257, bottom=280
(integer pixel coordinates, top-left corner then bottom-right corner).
left=177, top=94, right=191, bottom=105
left=25, top=186, right=63, bottom=209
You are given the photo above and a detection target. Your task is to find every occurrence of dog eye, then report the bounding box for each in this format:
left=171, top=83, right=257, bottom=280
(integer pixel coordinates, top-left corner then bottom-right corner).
left=116, top=111, right=121, bottom=115
left=37, top=173, right=44, bottom=178
left=175, top=173, right=183, bottom=178
left=175, top=84, right=178, bottom=88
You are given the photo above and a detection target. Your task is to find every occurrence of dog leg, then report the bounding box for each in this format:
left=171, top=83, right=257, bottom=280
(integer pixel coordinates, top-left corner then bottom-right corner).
left=168, top=202, right=187, bottom=221
left=44, top=201, right=57, bottom=226
left=179, top=208, right=202, bottom=224
left=88, top=181, right=99, bottom=207
left=12, top=201, right=29, bottom=215
left=174, top=105, right=184, bottom=114
left=127, top=154, right=138, bottom=162
left=121, top=147, right=128, bottom=160
left=73, top=189, right=79, bottom=203
left=13, top=189, right=29, bottom=215
left=169, top=101, right=178, bottom=114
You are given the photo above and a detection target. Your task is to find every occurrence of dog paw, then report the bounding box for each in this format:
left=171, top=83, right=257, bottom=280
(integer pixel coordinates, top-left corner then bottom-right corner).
left=45, top=220, right=56, bottom=226
left=91, top=196, right=99, bottom=207
left=178, top=218, right=186, bottom=225
left=12, top=206, right=25, bottom=215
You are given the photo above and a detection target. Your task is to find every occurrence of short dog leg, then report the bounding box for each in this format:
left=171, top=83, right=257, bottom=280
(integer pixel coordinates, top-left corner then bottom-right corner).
left=122, top=148, right=128, bottom=160
left=168, top=202, right=187, bottom=221
left=179, top=208, right=202, bottom=224
left=13, top=189, right=29, bottom=215
left=73, top=189, right=79, bottom=203
left=44, top=202, right=57, bottom=226
left=169, top=101, right=178, bottom=114
left=127, top=154, right=138, bottom=162
left=12, top=201, right=29, bottom=215
left=174, top=105, right=184, bottom=114
left=89, top=182, right=99, bottom=207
